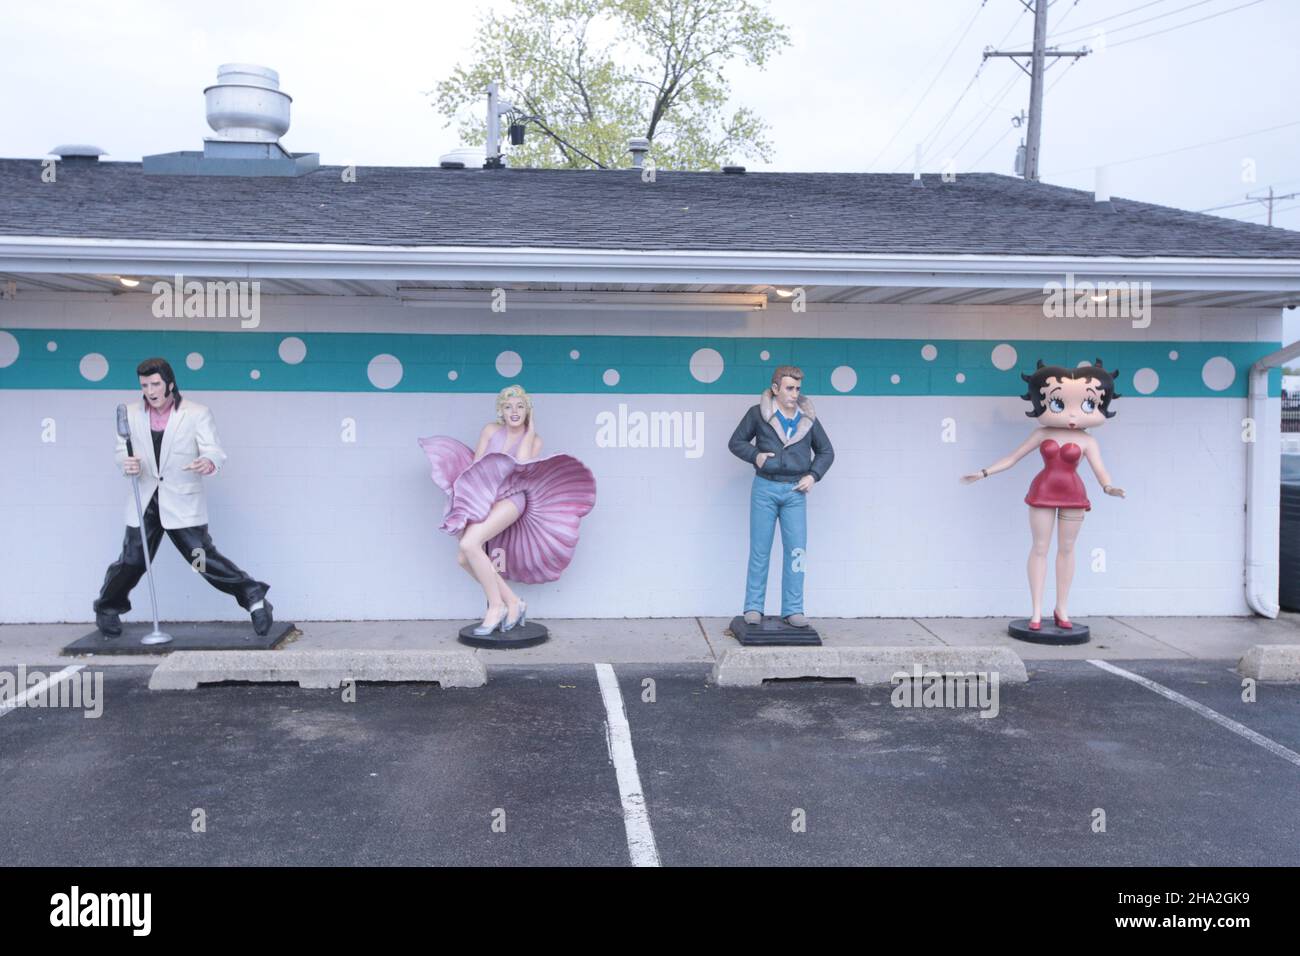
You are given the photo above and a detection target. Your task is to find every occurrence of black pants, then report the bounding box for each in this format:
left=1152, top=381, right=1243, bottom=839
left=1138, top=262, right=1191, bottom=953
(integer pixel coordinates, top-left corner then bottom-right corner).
left=93, top=491, right=269, bottom=616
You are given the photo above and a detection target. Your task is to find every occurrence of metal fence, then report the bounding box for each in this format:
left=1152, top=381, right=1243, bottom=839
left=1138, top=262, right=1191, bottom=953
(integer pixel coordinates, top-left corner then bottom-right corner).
left=1284, top=396, right=1300, bottom=433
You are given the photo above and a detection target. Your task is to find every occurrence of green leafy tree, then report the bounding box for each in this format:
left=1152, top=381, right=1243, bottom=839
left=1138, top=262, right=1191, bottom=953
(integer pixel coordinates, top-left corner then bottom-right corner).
left=432, top=0, right=790, bottom=170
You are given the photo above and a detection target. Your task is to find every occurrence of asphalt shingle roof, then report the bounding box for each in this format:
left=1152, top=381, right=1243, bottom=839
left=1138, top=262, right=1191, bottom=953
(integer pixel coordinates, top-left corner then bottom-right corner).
left=2, top=158, right=1298, bottom=258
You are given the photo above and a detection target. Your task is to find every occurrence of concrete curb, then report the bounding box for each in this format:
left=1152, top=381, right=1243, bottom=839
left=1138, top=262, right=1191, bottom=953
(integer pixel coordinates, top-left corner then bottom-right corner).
left=712, top=646, right=1028, bottom=687
left=147, top=650, right=487, bottom=690
left=1236, top=644, right=1300, bottom=682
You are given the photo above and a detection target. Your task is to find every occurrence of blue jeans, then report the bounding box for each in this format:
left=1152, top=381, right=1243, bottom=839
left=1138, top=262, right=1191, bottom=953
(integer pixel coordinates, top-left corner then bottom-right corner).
left=744, top=474, right=807, bottom=617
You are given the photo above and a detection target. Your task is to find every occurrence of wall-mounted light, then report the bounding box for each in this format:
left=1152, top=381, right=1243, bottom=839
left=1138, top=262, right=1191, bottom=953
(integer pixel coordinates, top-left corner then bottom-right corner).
left=117, top=276, right=140, bottom=288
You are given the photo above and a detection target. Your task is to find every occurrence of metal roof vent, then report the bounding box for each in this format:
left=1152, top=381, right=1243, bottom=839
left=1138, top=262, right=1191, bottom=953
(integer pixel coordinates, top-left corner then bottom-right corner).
left=50, top=145, right=107, bottom=162
left=205, top=64, right=290, bottom=142
left=627, top=137, right=650, bottom=169
left=439, top=147, right=487, bottom=169
left=143, top=63, right=319, bottom=177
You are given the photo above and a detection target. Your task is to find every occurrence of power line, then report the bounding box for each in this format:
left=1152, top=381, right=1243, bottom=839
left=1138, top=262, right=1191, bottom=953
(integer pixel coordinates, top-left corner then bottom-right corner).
left=889, top=0, right=1033, bottom=171
left=1044, top=118, right=1300, bottom=177
left=1049, top=0, right=1212, bottom=40
left=950, top=70, right=1024, bottom=165
left=1108, top=0, right=1267, bottom=48
left=927, top=68, right=1020, bottom=165
left=869, top=0, right=991, bottom=170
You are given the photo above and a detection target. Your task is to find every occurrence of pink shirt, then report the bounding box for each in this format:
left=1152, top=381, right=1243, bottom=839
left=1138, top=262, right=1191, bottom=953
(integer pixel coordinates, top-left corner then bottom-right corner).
left=148, top=396, right=174, bottom=431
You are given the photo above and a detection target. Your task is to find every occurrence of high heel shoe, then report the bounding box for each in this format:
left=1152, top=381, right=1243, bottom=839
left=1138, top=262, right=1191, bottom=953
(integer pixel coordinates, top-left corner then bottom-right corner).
left=503, top=599, right=527, bottom=632
left=1027, top=617, right=1042, bottom=631
left=1053, top=610, right=1073, bottom=629
left=472, top=607, right=507, bottom=636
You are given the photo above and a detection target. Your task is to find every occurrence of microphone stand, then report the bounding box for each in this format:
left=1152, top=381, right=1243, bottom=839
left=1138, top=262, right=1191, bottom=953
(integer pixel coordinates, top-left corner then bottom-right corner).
left=124, top=430, right=172, bottom=646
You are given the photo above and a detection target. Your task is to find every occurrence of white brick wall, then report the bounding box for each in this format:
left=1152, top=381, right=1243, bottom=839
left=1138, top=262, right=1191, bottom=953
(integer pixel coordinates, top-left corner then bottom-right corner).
left=0, top=294, right=1281, bottom=622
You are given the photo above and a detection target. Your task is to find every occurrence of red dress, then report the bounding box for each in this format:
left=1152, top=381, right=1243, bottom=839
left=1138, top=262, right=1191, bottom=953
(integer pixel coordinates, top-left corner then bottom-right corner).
left=1024, top=439, right=1091, bottom=510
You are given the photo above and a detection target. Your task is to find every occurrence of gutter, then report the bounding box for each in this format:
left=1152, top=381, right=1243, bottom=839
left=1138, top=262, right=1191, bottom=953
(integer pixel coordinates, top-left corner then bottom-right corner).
left=2, top=236, right=1300, bottom=290
left=1245, top=337, right=1300, bottom=617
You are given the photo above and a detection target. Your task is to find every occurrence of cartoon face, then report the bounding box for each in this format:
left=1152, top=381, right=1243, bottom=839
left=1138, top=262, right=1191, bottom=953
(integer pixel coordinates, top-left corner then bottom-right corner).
left=500, top=395, right=529, bottom=427
left=138, top=373, right=171, bottom=409
left=1035, top=375, right=1109, bottom=430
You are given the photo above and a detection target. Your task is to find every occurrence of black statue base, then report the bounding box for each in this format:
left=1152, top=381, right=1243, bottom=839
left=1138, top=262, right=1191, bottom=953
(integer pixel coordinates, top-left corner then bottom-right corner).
left=64, top=619, right=297, bottom=656
left=1007, top=618, right=1091, bottom=645
left=457, top=620, right=549, bottom=649
left=728, top=615, right=822, bottom=646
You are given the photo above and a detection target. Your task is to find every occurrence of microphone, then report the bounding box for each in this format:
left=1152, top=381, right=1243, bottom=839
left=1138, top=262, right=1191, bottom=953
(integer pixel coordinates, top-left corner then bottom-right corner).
left=115, top=403, right=134, bottom=457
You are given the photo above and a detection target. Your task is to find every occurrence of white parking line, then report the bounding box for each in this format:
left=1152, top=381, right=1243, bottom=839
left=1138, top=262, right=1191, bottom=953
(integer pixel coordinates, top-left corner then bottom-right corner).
left=1088, top=659, right=1300, bottom=769
left=0, top=665, right=85, bottom=716
left=594, top=662, right=661, bottom=867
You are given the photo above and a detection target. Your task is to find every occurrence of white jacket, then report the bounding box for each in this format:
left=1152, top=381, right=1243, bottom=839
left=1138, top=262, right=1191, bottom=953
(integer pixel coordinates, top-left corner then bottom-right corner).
left=114, top=399, right=228, bottom=529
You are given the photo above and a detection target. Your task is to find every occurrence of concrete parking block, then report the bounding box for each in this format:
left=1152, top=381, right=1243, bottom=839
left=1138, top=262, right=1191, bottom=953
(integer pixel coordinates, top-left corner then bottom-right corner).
left=148, top=649, right=486, bottom=690
left=712, top=645, right=1028, bottom=687
left=1237, top=644, right=1300, bottom=682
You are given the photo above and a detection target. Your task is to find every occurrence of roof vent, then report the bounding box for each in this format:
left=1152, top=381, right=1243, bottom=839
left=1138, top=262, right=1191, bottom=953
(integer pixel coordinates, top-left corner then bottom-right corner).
left=439, top=147, right=487, bottom=169
left=50, top=145, right=107, bottom=162
left=627, top=137, right=650, bottom=169
left=142, top=63, right=319, bottom=177
left=205, top=63, right=289, bottom=142
left=722, top=165, right=746, bottom=174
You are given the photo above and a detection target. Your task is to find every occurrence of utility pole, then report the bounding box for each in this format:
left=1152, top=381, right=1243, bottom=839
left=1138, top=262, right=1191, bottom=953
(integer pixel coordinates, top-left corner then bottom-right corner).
left=1247, top=186, right=1300, bottom=226
left=984, top=0, right=1090, bottom=181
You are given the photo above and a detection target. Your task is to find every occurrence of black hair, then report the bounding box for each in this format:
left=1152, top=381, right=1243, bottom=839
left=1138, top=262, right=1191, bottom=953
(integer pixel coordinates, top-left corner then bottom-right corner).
left=136, top=356, right=182, bottom=407
left=1020, top=358, right=1120, bottom=419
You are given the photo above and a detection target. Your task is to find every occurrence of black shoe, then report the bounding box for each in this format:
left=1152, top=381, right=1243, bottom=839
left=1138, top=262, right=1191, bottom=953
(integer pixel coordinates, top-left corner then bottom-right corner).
left=251, top=601, right=274, bottom=637
left=96, top=610, right=122, bottom=637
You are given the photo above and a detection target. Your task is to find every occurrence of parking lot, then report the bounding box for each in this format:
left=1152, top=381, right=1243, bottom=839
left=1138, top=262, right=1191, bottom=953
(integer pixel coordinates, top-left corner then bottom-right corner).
left=2, top=657, right=1298, bottom=866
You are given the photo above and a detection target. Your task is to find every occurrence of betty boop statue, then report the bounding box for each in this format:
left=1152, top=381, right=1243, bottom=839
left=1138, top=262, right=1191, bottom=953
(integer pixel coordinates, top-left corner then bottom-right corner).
left=962, top=359, right=1125, bottom=631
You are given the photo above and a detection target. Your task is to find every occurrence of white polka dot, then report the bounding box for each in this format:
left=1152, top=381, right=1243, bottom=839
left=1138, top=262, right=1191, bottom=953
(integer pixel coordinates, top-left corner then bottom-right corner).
left=991, top=343, right=1017, bottom=371
left=689, top=347, right=725, bottom=384
left=186, top=352, right=204, bottom=371
left=495, top=350, right=523, bottom=378
left=1202, top=356, right=1235, bottom=392
left=890, top=373, right=901, bottom=385
left=603, top=368, right=621, bottom=387
left=278, top=336, right=307, bottom=365
left=1133, top=368, right=1159, bottom=395
left=921, top=344, right=938, bottom=361
left=0, top=331, right=19, bottom=368
left=759, top=350, right=770, bottom=361
left=830, top=366, right=857, bottom=393
left=46, top=341, right=57, bottom=352
left=79, top=352, right=108, bottom=382
left=955, top=372, right=966, bottom=383
left=447, top=370, right=459, bottom=381
left=569, top=349, right=580, bottom=360
left=250, top=369, right=261, bottom=380
left=367, top=354, right=403, bottom=390
left=1168, top=350, right=1179, bottom=361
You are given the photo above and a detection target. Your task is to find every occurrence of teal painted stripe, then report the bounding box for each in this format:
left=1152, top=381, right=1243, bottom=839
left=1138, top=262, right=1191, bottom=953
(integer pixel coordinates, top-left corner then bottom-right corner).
left=0, top=329, right=1283, bottom=398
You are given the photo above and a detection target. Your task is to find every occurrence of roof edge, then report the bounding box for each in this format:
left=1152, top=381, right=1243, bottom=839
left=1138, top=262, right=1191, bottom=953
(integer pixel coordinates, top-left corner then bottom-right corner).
left=2, top=236, right=1299, bottom=292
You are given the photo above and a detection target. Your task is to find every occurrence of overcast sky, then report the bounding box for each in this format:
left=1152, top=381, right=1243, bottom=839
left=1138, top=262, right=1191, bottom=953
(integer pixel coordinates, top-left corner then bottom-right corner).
left=2, top=0, right=1297, bottom=337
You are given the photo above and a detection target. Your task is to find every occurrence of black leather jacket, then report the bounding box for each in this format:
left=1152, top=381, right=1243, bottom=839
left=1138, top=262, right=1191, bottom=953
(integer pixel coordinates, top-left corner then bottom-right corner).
left=728, top=391, right=834, bottom=483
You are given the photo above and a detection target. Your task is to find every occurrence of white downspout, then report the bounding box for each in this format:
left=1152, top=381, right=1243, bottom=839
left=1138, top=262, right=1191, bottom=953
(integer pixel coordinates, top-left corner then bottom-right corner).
left=1245, top=337, right=1300, bottom=617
